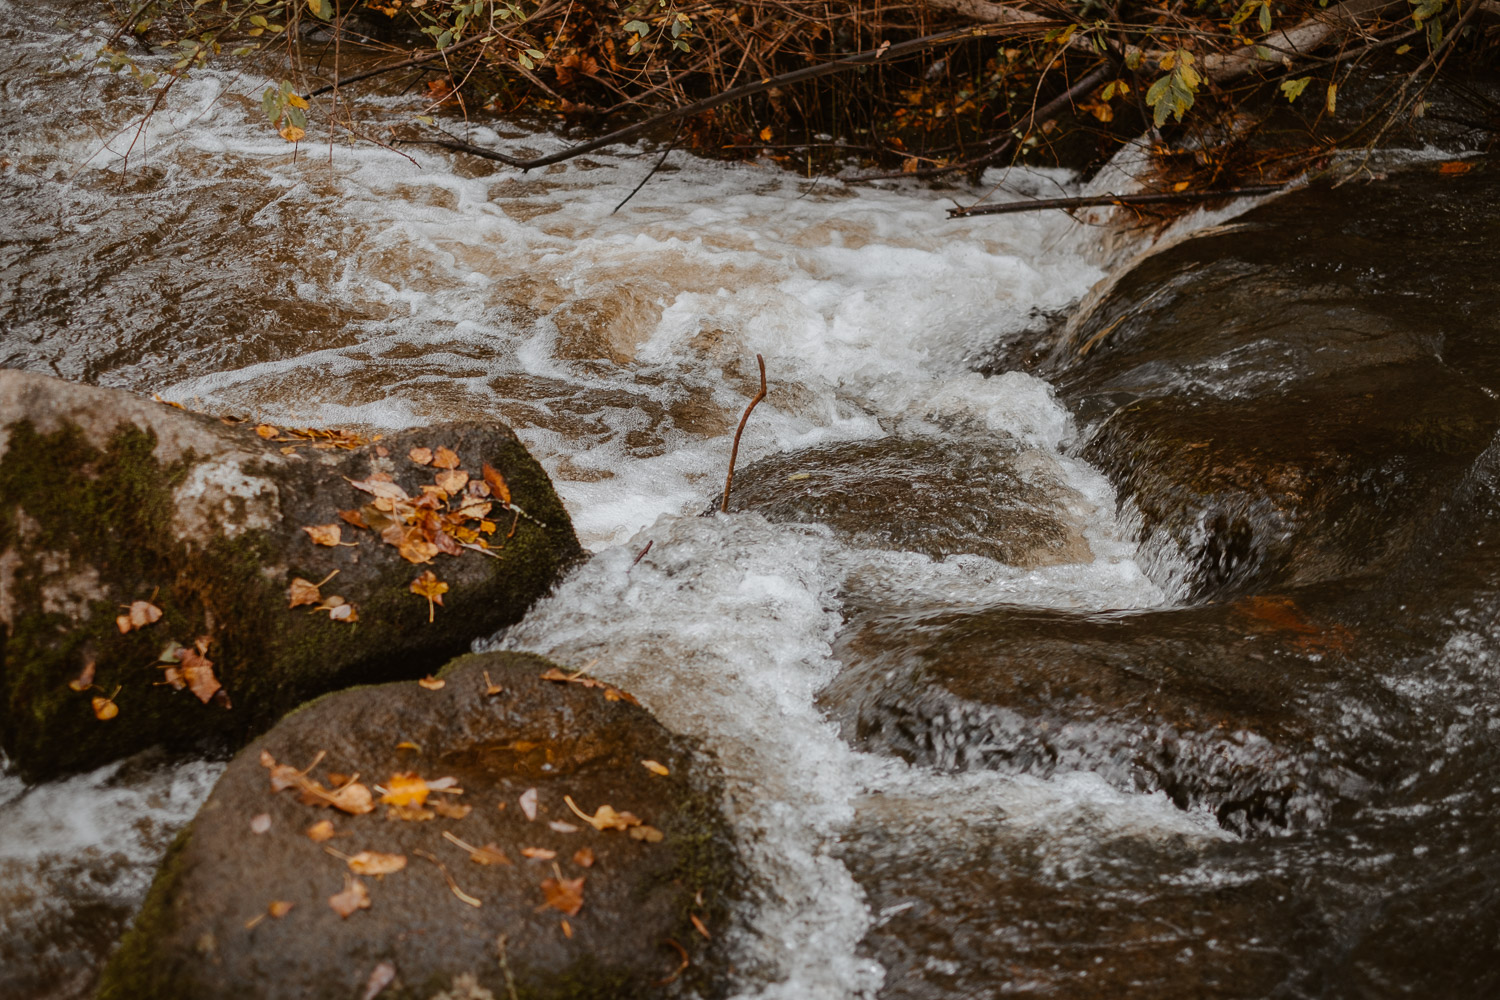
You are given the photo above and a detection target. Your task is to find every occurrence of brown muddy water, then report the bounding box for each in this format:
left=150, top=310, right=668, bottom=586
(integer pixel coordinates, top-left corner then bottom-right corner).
left=3, top=1, right=1500, bottom=997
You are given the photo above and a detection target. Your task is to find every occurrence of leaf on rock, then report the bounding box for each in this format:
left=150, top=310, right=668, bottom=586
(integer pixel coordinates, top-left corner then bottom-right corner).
left=539, top=667, right=639, bottom=705
left=346, top=477, right=411, bottom=502
left=572, top=847, right=595, bottom=868
left=268, top=900, right=294, bottom=918
left=549, top=821, right=579, bottom=834
left=325, top=781, right=375, bottom=815
left=520, top=788, right=539, bottom=821
left=256, top=424, right=279, bottom=439
left=116, top=600, right=163, bottom=634
left=92, top=693, right=120, bottom=720
left=483, top=671, right=502, bottom=696
left=409, top=447, right=434, bottom=465
left=540, top=875, right=585, bottom=916
left=329, top=875, right=371, bottom=918
left=397, top=534, right=439, bottom=565
left=564, top=794, right=642, bottom=832
left=410, top=571, right=449, bottom=623
left=346, top=850, right=407, bottom=876
left=178, top=647, right=221, bottom=704
left=303, top=523, right=344, bottom=547
left=288, top=577, right=322, bottom=609
left=417, top=675, right=445, bottom=690
left=561, top=919, right=573, bottom=938
left=470, top=843, right=512, bottom=866
left=315, top=596, right=359, bottom=623
left=642, top=760, right=670, bottom=776
left=337, top=508, right=368, bottom=529
left=307, top=819, right=336, bottom=842
left=629, top=825, right=664, bottom=843
left=69, top=659, right=96, bottom=692
left=432, top=446, right=461, bottom=469
left=361, top=960, right=396, bottom=1000
left=433, top=799, right=471, bottom=820
left=380, top=772, right=431, bottom=807
left=690, top=913, right=711, bottom=939
left=386, top=803, right=435, bottom=821
left=434, top=469, right=469, bottom=494
left=482, top=463, right=512, bottom=504
left=521, top=847, right=556, bottom=860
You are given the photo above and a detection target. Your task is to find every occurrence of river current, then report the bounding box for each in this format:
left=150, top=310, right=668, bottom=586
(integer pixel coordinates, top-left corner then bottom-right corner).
left=4, top=2, right=1499, bottom=998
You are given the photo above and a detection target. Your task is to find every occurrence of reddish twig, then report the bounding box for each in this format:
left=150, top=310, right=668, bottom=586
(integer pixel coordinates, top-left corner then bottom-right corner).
left=720, top=354, right=768, bottom=514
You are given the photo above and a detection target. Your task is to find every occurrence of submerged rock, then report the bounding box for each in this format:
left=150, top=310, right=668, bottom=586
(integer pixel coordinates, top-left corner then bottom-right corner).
left=97, top=652, right=737, bottom=1000
left=1039, top=166, right=1500, bottom=600
left=824, top=594, right=1391, bottom=836
left=721, top=436, right=1093, bottom=568
left=0, top=371, right=583, bottom=782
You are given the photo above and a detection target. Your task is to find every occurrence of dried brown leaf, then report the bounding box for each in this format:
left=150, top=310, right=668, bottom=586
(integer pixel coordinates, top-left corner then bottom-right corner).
left=409, top=447, right=434, bottom=466
left=306, top=819, right=336, bottom=842
left=337, top=508, right=368, bottom=530
left=432, top=799, right=471, bottom=820
left=346, top=850, right=407, bottom=876
left=410, top=571, right=449, bottom=623
left=572, top=847, right=595, bottom=868
left=303, top=523, right=344, bottom=547
left=178, top=647, right=221, bottom=704
left=564, top=795, right=641, bottom=832
left=69, top=660, right=96, bottom=692
left=417, top=675, right=445, bottom=690
left=325, top=781, right=375, bottom=815
left=470, top=843, right=512, bottom=866
left=431, top=446, right=461, bottom=470
left=268, top=900, right=294, bottom=918
left=540, top=875, right=585, bottom=916
left=641, top=759, right=670, bottom=776
left=521, top=847, right=556, bottom=860
left=288, top=577, right=322, bottom=609
left=434, top=469, right=469, bottom=493
left=115, top=600, right=162, bottom=634
left=482, top=463, right=512, bottom=504
left=256, top=424, right=279, bottom=439
left=329, top=875, right=370, bottom=918
left=346, top=477, right=411, bottom=502
left=629, top=825, right=664, bottom=843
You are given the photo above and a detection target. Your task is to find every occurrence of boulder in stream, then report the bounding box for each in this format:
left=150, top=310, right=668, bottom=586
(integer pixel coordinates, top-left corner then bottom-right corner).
left=97, top=652, right=737, bottom=1000
left=0, top=371, right=583, bottom=782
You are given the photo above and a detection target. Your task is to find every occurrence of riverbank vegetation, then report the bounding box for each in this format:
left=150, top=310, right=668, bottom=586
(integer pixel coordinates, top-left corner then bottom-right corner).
left=104, top=0, right=1498, bottom=188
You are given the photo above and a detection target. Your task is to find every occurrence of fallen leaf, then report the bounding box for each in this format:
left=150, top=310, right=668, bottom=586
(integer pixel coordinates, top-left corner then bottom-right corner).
left=346, top=477, right=411, bottom=502
left=268, top=900, right=294, bottom=918
left=361, top=960, right=396, bottom=1000
left=115, top=600, right=163, bottom=634
left=520, top=788, right=539, bottom=821
left=325, top=781, right=376, bottom=815
left=346, top=850, right=407, bottom=876
left=540, top=875, right=585, bottom=916
left=287, top=578, right=321, bottom=608
left=326, top=599, right=359, bottom=623
left=386, top=803, right=435, bottom=821
left=641, top=760, right=670, bottom=776
left=432, top=446, right=461, bottom=469
left=409, top=446, right=434, bottom=465
left=397, top=534, right=439, bottom=564
left=471, top=843, right=512, bottom=866
left=256, top=424, right=279, bottom=439
left=482, top=463, right=512, bottom=504
left=1440, top=160, right=1473, bottom=175
left=307, top=820, right=336, bottom=842
left=565, top=795, right=641, bottom=832
left=549, top=821, right=579, bottom=834
left=521, top=847, right=556, bottom=860
left=483, top=671, right=502, bottom=696
left=69, top=660, right=96, bottom=692
left=410, top=571, right=449, bottom=623
left=629, top=825, right=664, bottom=843
left=433, top=799, right=472, bottom=820
left=303, top=523, right=344, bottom=546
left=92, top=695, right=119, bottom=720
left=572, top=847, right=595, bottom=868
left=561, top=919, right=574, bottom=938
left=329, top=875, right=370, bottom=918
left=690, top=913, right=710, bottom=939
left=540, top=667, right=639, bottom=704
left=417, top=675, right=445, bottom=690
left=381, top=772, right=430, bottom=807
left=434, top=469, right=469, bottom=493
left=250, top=813, right=272, bottom=834
left=178, top=647, right=221, bottom=704
left=337, top=508, right=368, bottom=529
left=280, top=124, right=305, bottom=142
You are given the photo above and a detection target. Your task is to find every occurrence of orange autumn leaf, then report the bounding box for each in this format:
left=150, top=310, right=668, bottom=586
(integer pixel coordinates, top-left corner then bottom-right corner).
left=572, top=847, right=595, bottom=868
left=641, top=760, right=669, bottom=776
left=434, top=469, right=469, bottom=494
left=268, top=900, right=294, bottom=918
left=1439, top=160, right=1473, bottom=175
left=256, top=424, right=279, bottom=439
left=521, top=847, right=556, bottom=860
left=432, top=799, right=471, bottom=820
left=540, top=874, right=585, bottom=916
left=307, top=820, right=336, bottom=842
left=417, top=675, right=445, bottom=690
left=482, top=463, right=512, bottom=505
left=690, top=913, right=711, bottom=939
left=410, top=571, right=449, bottom=623
left=345, top=850, right=407, bottom=876
left=303, top=523, right=344, bottom=547
left=287, top=577, right=322, bottom=608
left=409, top=446, right=434, bottom=465
left=629, top=825, right=664, bottom=843
left=92, top=693, right=120, bottom=720
left=329, top=875, right=370, bottom=918
left=69, top=660, right=96, bottom=692
left=115, top=600, right=162, bottom=634
left=397, top=534, right=439, bottom=565
left=564, top=795, right=641, bottom=832
left=380, top=772, right=430, bottom=807
left=432, top=446, right=461, bottom=469
left=177, top=647, right=221, bottom=704
left=337, top=508, right=368, bottom=529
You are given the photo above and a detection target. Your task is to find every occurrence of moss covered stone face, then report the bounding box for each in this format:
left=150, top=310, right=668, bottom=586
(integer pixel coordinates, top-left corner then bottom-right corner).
left=98, top=653, right=739, bottom=1000
left=0, top=371, right=583, bottom=782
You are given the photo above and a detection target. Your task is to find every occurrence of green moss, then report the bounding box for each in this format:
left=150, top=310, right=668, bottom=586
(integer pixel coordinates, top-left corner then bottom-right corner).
left=96, top=825, right=194, bottom=1000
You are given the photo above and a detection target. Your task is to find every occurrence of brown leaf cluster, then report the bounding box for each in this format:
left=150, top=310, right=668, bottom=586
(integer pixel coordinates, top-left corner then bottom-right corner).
left=260, top=750, right=375, bottom=815
left=540, top=667, right=640, bottom=705
left=342, top=453, right=514, bottom=567
left=116, top=600, right=162, bottom=634
left=255, top=425, right=377, bottom=455
left=157, top=637, right=223, bottom=704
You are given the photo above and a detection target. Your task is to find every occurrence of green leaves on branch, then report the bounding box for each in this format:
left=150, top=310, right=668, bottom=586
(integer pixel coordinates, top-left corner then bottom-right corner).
left=262, top=79, right=310, bottom=142
left=1230, top=0, right=1274, bottom=35
left=1145, top=49, right=1200, bottom=127
left=1280, top=76, right=1311, bottom=102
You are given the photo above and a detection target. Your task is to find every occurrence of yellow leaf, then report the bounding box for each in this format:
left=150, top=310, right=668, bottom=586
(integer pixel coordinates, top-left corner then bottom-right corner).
left=286, top=93, right=309, bottom=109
left=1173, top=180, right=1191, bottom=191
left=642, top=759, right=670, bottom=776
left=268, top=900, right=294, bottom=918
left=288, top=577, right=322, bottom=608
left=410, top=571, right=450, bottom=622
left=306, top=820, right=336, bottom=842
left=1326, top=83, right=1337, bottom=114
left=521, top=846, right=556, bottom=859
left=564, top=794, right=642, bottom=832
left=380, top=772, right=431, bottom=807
left=759, top=126, right=772, bottom=142
left=256, top=424, right=279, bottom=439
left=418, top=675, right=445, bottom=690
left=345, top=850, right=407, bottom=875
left=280, top=124, right=305, bottom=143
left=432, top=446, right=461, bottom=469
left=116, top=600, right=163, bottom=634
left=303, top=523, right=344, bottom=546
left=541, top=875, right=585, bottom=916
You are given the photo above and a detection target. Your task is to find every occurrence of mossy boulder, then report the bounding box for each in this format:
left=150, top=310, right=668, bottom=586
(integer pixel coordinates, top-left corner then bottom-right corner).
left=721, top=436, right=1093, bottom=568
left=0, top=370, right=583, bottom=782
left=97, top=652, right=738, bottom=1000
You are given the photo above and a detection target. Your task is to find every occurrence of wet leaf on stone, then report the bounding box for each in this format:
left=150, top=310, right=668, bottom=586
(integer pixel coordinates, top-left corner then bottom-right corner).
left=346, top=477, right=411, bottom=502
left=540, top=874, right=585, bottom=916
left=482, top=463, right=512, bottom=505
left=432, top=799, right=471, bottom=820
left=178, top=647, right=221, bottom=704
left=307, top=819, right=336, bottom=842
left=431, top=446, right=461, bottom=470
left=629, top=825, right=664, bottom=843
left=565, top=794, right=641, bottom=832
left=303, top=523, right=345, bottom=547
left=409, top=571, right=449, bottom=623
left=641, top=760, right=669, bottom=776
left=520, top=788, right=538, bottom=821
left=337, top=508, right=368, bottom=529
left=539, top=667, right=638, bottom=705
left=329, top=875, right=370, bottom=918
left=434, top=469, right=468, bottom=494
left=417, top=675, right=445, bottom=690
left=380, top=772, right=431, bottom=807
left=69, top=659, right=96, bottom=692
left=92, top=689, right=120, bottom=720
left=572, top=847, right=595, bottom=868
left=288, top=577, right=322, bottom=608
left=345, top=850, right=407, bottom=876
left=409, top=447, right=434, bottom=466
left=116, top=600, right=162, bottom=634
left=521, top=847, right=556, bottom=860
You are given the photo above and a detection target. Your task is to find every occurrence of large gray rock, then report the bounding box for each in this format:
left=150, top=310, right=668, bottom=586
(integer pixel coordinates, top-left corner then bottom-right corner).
left=97, top=652, right=737, bottom=1000
left=0, top=371, right=583, bottom=782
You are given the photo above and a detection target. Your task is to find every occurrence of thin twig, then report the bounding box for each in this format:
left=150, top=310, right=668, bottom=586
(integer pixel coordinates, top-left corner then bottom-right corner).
left=948, top=184, right=1286, bottom=218
left=721, top=354, right=768, bottom=513
left=612, top=119, right=683, bottom=214
left=306, top=30, right=488, bottom=96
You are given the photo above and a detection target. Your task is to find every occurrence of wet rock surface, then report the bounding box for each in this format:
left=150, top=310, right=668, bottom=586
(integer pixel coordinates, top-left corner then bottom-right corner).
left=98, top=652, right=737, bottom=1000
left=722, top=436, right=1093, bottom=568
left=1036, top=165, right=1500, bottom=600
left=0, top=371, right=583, bottom=782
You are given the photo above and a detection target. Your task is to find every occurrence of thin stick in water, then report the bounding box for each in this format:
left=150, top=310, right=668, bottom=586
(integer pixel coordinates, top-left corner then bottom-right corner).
left=721, top=354, right=767, bottom=514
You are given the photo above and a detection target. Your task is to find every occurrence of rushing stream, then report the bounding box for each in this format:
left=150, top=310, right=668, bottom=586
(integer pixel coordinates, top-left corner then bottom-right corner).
left=4, top=1, right=1500, bottom=997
